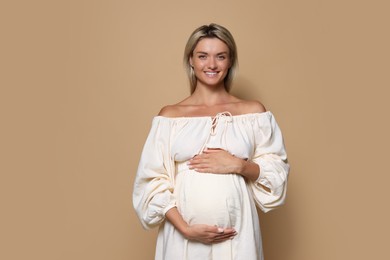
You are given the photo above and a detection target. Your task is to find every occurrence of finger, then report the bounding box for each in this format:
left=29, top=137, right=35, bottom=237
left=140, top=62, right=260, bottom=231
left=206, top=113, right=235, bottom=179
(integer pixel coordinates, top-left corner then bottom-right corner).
left=189, top=155, right=202, bottom=162
left=205, top=148, right=224, bottom=151
left=213, top=232, right=237, bottom=243
left=189, top=159, right=206, bottom=165
left=195, top=152, right=209, bottom=157
left=198, top=154, right=210, bottom=160
left=206, top=225, right=222, bottom=233
left=214, top=232, right=235, bottom=239
left=215, top=232, right=237, bottom=240
left=223, top=227, right=236, bottom=234
left=189, top=160, right=212, bottom=169
left=217, top=228, right=237, bottom=235
left=187, top=159, right=202, bottom=168
left=189, top=156, right=208, bottom=164
left=203, top=149, right=222, bottom=154
left=188, top=163, right=210, bottom=171
left=207, top=226, right=235, bottom=234
left=213, top=235, right=236, bottom=243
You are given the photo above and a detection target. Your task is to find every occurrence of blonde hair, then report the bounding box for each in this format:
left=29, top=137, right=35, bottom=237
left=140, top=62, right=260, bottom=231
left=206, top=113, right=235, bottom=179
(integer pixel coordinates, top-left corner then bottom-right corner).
left=183, top=23, right=238, bottom=94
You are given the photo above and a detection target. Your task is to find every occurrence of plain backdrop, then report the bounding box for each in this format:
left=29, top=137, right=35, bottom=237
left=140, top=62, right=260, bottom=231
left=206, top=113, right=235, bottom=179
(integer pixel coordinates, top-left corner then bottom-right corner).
left=1, top=0, right=389, bottom=259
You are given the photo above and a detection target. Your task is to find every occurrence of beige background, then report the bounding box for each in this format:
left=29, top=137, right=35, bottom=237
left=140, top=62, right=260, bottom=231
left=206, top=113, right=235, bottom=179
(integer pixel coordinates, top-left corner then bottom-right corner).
left=1, top=0, right=389, bottom=259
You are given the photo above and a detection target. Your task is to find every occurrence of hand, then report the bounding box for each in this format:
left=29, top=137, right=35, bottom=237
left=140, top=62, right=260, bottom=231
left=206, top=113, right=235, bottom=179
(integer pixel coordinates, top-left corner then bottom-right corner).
left=188, top=148, right=243, bottom=174
left=184, top=224, right=237, bottom=244
left=165, top=207, right=237, bottom=245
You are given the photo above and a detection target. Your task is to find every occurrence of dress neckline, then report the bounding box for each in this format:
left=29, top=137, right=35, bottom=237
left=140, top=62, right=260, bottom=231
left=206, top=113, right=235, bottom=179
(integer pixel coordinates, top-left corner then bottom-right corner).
left=154, top=111, right=270, bottom=120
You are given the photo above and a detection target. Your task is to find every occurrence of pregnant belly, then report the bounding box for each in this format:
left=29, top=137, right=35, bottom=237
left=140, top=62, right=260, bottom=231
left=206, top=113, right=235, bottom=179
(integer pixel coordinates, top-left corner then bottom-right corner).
left=176, top=170, right=243, bottom=228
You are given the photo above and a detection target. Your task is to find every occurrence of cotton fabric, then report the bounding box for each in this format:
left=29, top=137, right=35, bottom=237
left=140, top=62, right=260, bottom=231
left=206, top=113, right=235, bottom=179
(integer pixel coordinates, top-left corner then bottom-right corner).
left=133, top=111, right=289, bottom=260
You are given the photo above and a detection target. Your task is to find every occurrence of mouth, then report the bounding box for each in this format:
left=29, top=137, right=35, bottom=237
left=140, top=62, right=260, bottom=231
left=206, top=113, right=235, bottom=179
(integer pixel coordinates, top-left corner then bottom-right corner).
left=205, top=71, right=219, bottom=77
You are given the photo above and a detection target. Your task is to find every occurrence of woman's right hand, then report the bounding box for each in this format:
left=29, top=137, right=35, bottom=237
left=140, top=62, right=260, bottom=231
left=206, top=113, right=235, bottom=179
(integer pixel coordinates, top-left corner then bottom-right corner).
left=183, top=224, right=237, bottom=244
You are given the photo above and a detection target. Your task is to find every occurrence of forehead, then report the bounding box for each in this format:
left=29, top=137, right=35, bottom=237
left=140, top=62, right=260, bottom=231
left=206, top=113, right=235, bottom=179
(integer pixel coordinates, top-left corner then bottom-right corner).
left=194, top=38, right=230, bottom=53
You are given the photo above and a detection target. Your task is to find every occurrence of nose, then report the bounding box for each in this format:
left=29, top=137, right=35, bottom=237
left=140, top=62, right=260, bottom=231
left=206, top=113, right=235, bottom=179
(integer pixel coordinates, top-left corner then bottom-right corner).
left=208, top=57, right=217, bottom=69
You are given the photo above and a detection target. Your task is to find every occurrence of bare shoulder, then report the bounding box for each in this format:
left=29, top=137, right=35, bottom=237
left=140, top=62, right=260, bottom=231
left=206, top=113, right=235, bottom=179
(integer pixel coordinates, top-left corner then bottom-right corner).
left=158, top=96, right=196, bottom=117
left=158, top=105, right=182, bottom=117
left=237, top=99, right=267, bottom=114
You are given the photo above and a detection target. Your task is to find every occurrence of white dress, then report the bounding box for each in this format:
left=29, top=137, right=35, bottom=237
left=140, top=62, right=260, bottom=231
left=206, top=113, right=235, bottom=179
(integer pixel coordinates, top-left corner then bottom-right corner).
left=133, top=111, right=290, bottom=260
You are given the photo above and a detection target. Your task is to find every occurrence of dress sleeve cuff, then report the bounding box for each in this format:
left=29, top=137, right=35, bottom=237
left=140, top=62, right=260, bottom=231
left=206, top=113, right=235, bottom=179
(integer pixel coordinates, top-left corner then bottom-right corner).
left=254, top=158, right=272, bottom=189
left=162, top=202, right=177, bottom=216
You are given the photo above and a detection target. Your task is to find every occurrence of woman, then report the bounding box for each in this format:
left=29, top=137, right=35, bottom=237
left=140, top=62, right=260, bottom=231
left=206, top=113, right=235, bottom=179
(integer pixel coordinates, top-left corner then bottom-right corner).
left=133, top=23, right=290, bottom=260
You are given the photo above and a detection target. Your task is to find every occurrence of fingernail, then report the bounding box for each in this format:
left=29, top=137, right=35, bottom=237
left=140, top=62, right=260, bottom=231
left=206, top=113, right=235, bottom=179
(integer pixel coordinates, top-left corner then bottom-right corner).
left=217, top=228, right=224, bottom=233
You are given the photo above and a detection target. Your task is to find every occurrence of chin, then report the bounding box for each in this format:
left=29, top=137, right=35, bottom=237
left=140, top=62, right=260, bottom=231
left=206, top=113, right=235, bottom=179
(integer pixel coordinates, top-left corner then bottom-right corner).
left=199, top=79, right=225, bottom=87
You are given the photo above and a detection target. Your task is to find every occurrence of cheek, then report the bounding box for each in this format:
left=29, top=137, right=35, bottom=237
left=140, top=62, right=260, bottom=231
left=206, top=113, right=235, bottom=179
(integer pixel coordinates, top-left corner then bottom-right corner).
left=192, top=60, right=202, bottom=67
left=220, top=60, right=230, bottom=68
left=220, top=63, right=230, bottom=72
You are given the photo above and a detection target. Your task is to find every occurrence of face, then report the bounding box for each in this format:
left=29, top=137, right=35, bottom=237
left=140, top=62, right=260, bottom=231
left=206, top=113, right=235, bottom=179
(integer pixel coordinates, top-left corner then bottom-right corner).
left=190, top=38, right=231, bottom=89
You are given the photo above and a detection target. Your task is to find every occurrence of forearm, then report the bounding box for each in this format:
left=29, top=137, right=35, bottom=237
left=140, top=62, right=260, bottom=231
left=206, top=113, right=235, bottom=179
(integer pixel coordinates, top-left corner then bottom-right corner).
left=235, top=159, right=271, bottom=192
left=234, top=158, right=260, bottom=181
left=165, top=207, right=189, bottom=237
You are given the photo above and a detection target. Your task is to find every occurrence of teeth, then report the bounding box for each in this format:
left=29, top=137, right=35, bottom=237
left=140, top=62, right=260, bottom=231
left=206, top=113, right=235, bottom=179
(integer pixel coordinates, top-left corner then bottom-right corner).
left=205, top=72, right=217, bottom=75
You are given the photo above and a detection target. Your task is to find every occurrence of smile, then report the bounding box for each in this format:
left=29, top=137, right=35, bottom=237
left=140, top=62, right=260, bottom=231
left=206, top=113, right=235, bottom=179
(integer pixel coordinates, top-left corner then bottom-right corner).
left=205, top=72, right=218, bottom=76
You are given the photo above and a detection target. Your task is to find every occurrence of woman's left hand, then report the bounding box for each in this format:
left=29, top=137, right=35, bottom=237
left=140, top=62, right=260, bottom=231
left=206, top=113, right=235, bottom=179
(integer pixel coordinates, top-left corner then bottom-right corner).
left=188, top=148, right=243, bottom=174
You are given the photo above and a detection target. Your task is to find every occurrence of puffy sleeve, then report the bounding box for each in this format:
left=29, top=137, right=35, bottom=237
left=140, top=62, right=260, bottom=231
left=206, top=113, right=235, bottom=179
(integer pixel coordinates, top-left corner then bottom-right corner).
left=249, top=112, right=290, bottom=213
left=132, top=117, right=176, bottom=230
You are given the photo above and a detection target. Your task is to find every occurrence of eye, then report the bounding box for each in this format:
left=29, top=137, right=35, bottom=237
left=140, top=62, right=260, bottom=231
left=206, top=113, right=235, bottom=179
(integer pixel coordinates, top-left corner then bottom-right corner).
left=198, top=55, right=207, bottom=59
left=217, top=55, right=226, bottom=60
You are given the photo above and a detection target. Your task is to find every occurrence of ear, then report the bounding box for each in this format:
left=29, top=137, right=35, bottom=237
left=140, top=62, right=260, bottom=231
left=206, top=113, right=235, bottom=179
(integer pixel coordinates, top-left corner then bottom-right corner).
left=189, top=56, right=193, bottom=67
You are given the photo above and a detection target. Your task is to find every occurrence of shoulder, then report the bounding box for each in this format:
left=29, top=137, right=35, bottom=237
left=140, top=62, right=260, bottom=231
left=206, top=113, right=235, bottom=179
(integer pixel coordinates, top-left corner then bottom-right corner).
left=244, top=100, right=267, bottom=113
left=158, top=105, right=178, bottom=117
left=235, top=99, right=266, bottom=114
left=158, top=96, right=196, bottom=117
left=158, top=104, right=188, bottom=117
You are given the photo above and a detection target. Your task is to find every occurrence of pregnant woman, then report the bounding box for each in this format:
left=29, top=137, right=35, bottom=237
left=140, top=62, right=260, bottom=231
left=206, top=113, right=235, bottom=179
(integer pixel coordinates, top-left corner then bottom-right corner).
left=133, top=23, right=290, bottom=260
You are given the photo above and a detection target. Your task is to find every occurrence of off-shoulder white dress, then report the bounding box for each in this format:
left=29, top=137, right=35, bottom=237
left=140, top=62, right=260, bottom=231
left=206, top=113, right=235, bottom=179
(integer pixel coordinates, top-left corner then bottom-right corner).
left=133, top=111, right=289, bottom=260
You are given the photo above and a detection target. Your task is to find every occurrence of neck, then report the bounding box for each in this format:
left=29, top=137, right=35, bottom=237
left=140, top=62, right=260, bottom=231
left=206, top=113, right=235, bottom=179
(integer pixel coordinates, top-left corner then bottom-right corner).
left=191, top=83, right=230, bottom=106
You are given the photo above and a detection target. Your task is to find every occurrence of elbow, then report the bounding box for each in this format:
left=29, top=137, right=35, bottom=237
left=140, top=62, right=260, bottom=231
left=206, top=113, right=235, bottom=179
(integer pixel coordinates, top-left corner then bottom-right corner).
left=134, top=195, right=176, bottom=230
left=258, top=189, right=288, bottom=213
left=137, top=206, right=165, bottom=230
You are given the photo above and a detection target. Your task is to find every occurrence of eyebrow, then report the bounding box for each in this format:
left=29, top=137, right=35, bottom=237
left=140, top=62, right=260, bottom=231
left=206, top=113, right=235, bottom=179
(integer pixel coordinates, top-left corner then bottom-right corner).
left=194, top=51, right=229, bottom=55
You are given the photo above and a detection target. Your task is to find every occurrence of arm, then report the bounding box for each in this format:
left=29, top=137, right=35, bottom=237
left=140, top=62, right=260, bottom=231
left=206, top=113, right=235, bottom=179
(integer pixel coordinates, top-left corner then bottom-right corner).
left=187, top=112, right=289, bottom=211
left=188, top=148, right=271, bottom=191
left=133, top=118, right=176, bottom=229
left=133, top=118, right=237, bottom=242
left=188, top=148, right=256, bottom=180
left=249, top=113, right=290, bottom=212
